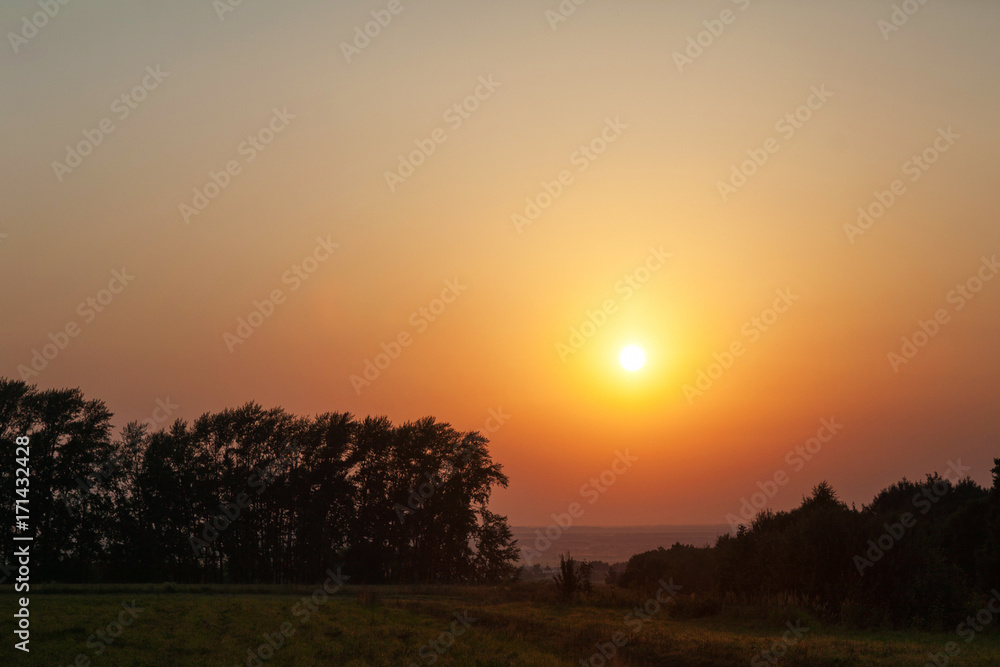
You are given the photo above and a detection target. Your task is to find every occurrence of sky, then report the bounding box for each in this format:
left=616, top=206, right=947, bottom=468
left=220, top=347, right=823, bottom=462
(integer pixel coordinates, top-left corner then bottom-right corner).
left=2, top=0, right=999, bottom=526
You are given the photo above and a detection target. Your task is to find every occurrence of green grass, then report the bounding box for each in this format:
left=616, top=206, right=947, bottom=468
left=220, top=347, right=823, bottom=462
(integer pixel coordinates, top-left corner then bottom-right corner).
left=2, top=584, right=998, bottom=666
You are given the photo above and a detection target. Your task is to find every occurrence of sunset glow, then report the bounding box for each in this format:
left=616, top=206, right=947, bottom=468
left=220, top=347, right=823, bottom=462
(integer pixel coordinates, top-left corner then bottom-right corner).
left=5, top=2, right=1000, bottom=663
left=3, top=0, right=999, bottom=532
left=620, top=345, right=646, bottom=372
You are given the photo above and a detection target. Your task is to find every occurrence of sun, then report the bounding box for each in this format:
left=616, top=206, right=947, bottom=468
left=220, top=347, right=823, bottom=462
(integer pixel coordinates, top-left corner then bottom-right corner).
left=619, top=345, right=646, bottom=372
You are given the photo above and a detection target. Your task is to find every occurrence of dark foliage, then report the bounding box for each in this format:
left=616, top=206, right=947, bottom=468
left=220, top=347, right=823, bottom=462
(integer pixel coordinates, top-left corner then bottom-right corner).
left=553, top=553, right=592, bottom=600
left=0, top=379, right=519, bottom=585
left=616, top=474, right=1000, bottom=630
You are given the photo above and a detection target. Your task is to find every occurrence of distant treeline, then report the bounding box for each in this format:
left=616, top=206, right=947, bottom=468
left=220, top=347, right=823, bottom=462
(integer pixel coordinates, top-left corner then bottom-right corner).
left=617, top=469, right=1000, bottom=629
left=0, top=379, right=519, bottom=585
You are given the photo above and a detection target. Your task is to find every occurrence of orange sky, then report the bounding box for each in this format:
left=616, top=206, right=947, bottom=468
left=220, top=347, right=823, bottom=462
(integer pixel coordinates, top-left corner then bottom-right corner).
left=3, top=0, right=999, bottom=525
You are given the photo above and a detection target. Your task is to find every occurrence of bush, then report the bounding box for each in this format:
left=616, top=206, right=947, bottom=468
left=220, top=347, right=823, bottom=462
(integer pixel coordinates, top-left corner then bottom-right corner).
left=553, top=554, right=592, bottom=601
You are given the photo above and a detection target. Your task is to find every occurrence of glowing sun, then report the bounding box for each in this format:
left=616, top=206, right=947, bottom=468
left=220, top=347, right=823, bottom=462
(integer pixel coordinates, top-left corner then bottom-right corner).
left=619, top=345, right=646, bottom=372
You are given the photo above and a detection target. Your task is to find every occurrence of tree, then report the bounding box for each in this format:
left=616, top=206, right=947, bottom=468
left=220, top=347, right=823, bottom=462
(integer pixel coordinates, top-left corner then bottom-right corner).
left=0, top=378, right=520, bottom=587
left=553, top=553, right=592, bottom=600
left=0, top=379, right=116, bottom=581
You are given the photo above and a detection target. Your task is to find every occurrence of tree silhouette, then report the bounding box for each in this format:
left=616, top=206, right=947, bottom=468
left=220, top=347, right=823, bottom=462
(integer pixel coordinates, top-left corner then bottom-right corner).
left=553, top=553, right=592, bottom=600
left=0, top=379, right=519, bottom=586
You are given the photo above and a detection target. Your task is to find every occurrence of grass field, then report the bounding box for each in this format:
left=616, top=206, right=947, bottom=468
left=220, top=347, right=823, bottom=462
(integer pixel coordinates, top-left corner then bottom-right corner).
left=3, top=583, right=999, bottom=666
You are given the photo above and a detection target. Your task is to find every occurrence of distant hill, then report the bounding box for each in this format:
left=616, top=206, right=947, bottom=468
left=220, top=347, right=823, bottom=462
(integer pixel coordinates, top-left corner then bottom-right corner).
left=511, top=524, right=733, bottom=566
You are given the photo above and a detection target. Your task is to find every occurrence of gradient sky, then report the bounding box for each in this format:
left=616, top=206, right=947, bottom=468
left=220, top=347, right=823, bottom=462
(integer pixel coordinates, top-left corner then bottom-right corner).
left=3, top=0, right=999, bottom=526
